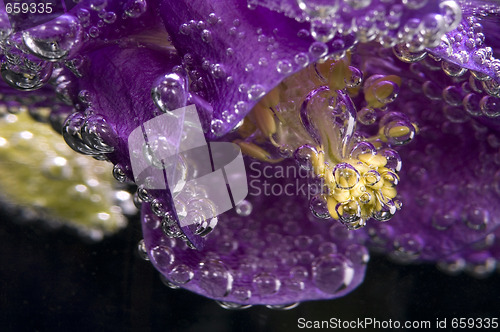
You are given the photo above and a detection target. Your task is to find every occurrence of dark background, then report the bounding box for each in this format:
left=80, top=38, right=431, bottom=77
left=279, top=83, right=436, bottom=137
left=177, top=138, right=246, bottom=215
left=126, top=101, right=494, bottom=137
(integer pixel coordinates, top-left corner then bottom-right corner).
left=1, top=210, right=499, bottom=332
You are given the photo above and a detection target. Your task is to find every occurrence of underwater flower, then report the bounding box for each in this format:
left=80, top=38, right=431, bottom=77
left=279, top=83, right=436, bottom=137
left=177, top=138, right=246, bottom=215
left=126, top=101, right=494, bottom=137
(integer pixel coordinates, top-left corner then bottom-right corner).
left=1, top=0, right=500, bottom=307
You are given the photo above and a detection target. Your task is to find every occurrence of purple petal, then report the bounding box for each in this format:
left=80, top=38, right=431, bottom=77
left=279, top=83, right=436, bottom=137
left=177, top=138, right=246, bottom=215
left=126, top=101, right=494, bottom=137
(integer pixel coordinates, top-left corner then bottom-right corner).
left=141, top=159, right=368, bottom=305
left=61, top=44, right=184, bottom=179
left=156, top=0, right=355, bottom=138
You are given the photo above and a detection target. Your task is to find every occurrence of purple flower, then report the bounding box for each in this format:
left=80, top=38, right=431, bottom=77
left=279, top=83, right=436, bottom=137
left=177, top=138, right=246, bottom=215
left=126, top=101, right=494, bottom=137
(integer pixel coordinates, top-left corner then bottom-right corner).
left=1, top=0, right=500, bottom=307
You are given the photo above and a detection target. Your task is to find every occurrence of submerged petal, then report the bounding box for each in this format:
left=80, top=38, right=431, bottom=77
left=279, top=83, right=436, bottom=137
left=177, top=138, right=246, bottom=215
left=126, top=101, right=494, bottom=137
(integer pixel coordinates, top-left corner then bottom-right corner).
left=156, top=0, right=355, bottom=137
left=142, top=159, right=368, bottom=305
left=61, top=44, right=184, bottom=174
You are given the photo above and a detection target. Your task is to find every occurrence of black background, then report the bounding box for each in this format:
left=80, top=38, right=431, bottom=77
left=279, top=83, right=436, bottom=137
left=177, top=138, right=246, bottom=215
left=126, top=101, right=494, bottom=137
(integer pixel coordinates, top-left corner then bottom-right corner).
left=1, top=210, right=499, bottom=332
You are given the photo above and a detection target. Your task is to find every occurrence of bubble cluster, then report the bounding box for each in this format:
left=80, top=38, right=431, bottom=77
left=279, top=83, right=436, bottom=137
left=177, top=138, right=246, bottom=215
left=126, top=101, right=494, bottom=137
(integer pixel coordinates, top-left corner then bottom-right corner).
left=252, top=0, right=462, bottom=51
left=62, top=112, right=116, bottom=158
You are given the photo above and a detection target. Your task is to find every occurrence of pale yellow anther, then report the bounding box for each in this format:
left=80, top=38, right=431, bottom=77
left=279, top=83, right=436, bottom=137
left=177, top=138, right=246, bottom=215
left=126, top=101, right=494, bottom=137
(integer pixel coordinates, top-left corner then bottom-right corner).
left=380, top=168, right=399, bottom=185
left=381, top=186, right=397, bottom=199
left=334, top=165, right=359, bottom=189
left=311, top=149, right=325, bottom=175
left=378, top=167, right=392, bottom=174
left=333, top=188, right=350, bottom=202
left=358, top=153, right=387, bottom=168
left=326, top=196, right=339, bottom=220
left=337, top=177, right=350, bottom=189
left=236, top=141, right=282, bottom=163
left=363, top=172, right=379, bottom=186
left=360, top=205, right=371, bottom=217
left=346, top=86, right=361, bottom=97
left=374, top=82, right=395, bottom=100
left=350, top=181, right=366, bottom=198
left=376, top=126, right=389, bottom=143
left=369, top=178, right=384, bottom=190
left=352, top=161, right=370, bottom=175
left=325, top=169, right=335, bottom=186
left=342, top=200, right=359, bottom=215
left=387, top=125, right=411, bottom=138
left=253, top=103, right=277, bottom=137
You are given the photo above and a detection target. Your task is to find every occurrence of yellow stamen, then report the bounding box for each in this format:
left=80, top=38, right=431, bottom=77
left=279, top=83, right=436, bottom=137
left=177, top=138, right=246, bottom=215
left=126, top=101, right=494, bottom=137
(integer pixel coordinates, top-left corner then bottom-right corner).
left=388, top=125, right=411, bottom=138
left=326, top=196, right=339, bottom=220
left=333, top=188, right=350, bottom=202
left=235, top=141, right=283, bottom=163
left=358, top=153, right=387, bottom=167
left=311, top=147, right=325, bottom=176
left=233, top=58, right=411, bottom=228
left=350, top=182, right=366, bottom=198
left=381, top=186, right=397, bottom=199
left=368, top=178, right=384, bottom=190
left=253, top=103, right=277, bottom=138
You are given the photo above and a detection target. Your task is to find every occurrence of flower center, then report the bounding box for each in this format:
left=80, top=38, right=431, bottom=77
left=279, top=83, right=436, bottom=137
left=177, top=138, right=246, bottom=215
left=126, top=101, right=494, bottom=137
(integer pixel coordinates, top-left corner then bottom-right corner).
left=235, top=53, right=418, bottom=229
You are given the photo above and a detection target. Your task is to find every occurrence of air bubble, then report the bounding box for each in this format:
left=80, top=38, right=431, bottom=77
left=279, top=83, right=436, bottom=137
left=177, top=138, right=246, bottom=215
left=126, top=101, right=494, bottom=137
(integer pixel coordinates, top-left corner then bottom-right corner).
left=23, top=14, right=82, bottom=61
left=309, top=194, right=331, bottom=219
left=137, top=239, right=149, bottom=260
left=440, top=0, right=462, bottom=31
left=334, top=163, right=360, bottom=190
left=336, top=200, right=361, bottom=227
left=201, top=29, right=212, bottom=43
left=480, top=96, right=500, bottom=118
left=150, top=245, right=175, bottom=271
left=235, top=200, right=252, bottom=216
left=462, top=93, right=482, bottom=116
left=294, top=53, right=310, bottom=67
left=113, top=164, right=127, bottom=182
left=309, top=42, right=329, bottom=58
left=296, top=0, right=340, bottom=19
left=294, top=144, right=316, bottom=171
left=402, top=0, right=428, bottom=9
left=344, top=66, right=363, bottom=88
left=311, top=19, right=336, bottom=42
left=124, top=0, right=147, bottom=18
left=210, top=119, right=225, bottom=136
left=358, top=107, right=377, bottom=125
left=253, top=273, right=281, bottom=295
left=1, top=61, right=53, bottom=91
left=276, top=60, right=292, bottom=74
left=312, top=254, right=354, bottom=294
left=199, top=260, right=233, bottom=297
left=247, top=84, right=266, bottom=101
left=169, top=264, right=194, bottom=284
left=441, top=61, right=467, bottom=77
left=151, top=73, right=188, bottom=112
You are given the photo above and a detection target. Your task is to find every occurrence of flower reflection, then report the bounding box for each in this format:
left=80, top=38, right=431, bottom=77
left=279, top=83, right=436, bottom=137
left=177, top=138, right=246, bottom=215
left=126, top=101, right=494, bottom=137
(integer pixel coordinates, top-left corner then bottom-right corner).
left=0, top=0, right=500, bottom=307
